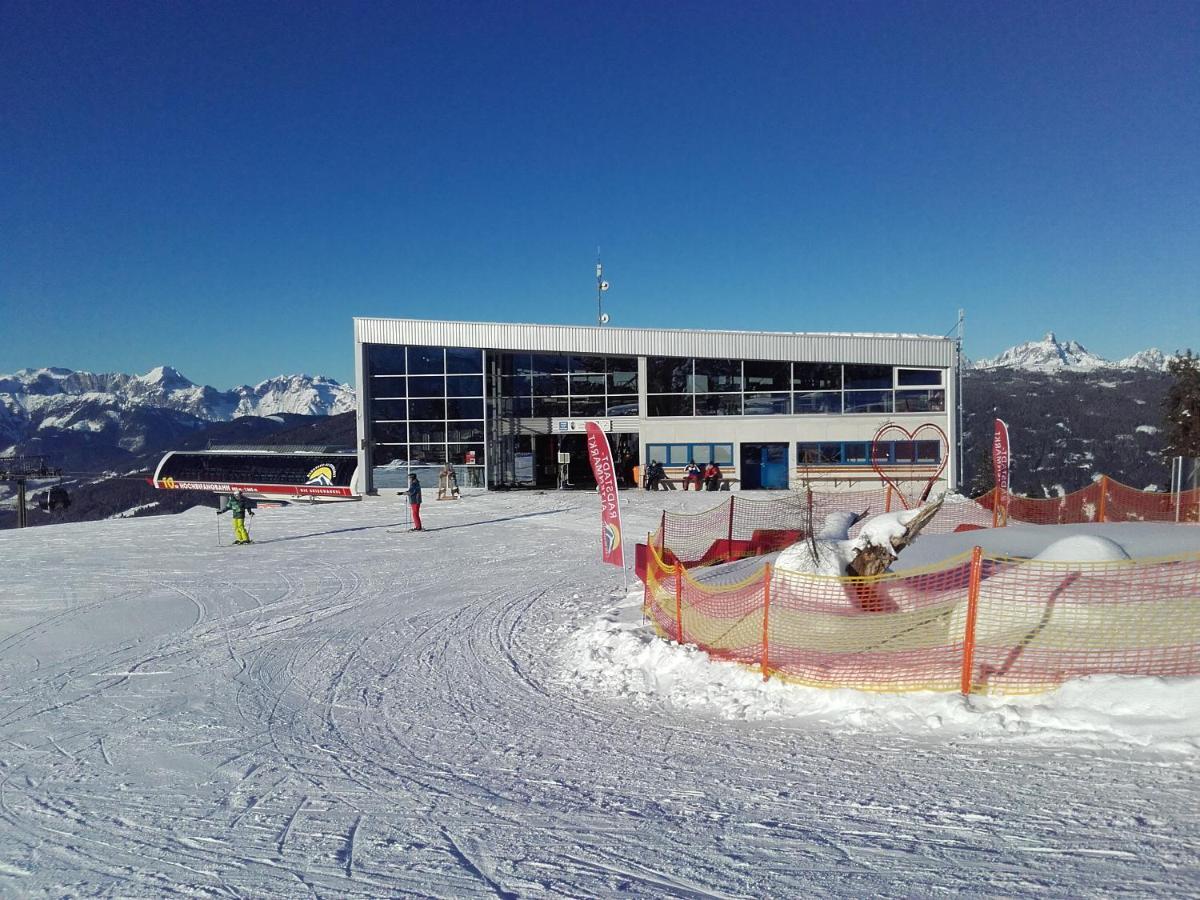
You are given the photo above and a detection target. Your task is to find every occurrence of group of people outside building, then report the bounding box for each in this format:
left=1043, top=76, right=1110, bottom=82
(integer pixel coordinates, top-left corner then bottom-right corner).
left=645, top=460, right=723, bottom=491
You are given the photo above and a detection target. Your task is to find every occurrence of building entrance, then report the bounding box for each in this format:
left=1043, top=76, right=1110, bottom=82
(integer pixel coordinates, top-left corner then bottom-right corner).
left=740, top=443, right=790, bottom=490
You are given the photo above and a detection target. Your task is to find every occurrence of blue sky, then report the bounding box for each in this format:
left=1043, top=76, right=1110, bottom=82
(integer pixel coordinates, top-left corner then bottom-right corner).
left=2, top=1, right=1197, bottom=388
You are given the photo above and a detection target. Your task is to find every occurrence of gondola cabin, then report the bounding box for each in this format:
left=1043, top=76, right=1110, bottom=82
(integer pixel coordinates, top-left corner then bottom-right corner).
left=152, top=449, right=361, bottom=501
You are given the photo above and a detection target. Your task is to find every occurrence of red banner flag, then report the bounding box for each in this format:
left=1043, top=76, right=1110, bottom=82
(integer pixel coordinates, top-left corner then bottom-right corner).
left=585, top=421, right=624, bottom=567
left=993, top=418, right=1011, bottom=526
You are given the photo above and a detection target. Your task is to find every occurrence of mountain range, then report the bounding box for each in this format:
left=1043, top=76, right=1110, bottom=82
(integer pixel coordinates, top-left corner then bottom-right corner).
left=970, top=332, right=1177, bottom=373
left=0, top=366, right=355, bottom=452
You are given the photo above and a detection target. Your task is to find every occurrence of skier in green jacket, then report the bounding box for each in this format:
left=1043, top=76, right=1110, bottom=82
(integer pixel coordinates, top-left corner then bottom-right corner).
left=219, top=489, right=254, bottom=544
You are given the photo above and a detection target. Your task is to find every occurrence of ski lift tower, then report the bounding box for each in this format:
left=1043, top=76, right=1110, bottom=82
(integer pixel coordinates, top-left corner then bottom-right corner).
left=0, top=455, right=61, bottom=529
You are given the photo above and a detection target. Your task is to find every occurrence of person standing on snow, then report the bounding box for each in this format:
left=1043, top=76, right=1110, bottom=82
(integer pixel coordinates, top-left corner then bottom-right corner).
left=219, top=489, right=254, bottom=544
left=407, top=474, right=424, bottom=531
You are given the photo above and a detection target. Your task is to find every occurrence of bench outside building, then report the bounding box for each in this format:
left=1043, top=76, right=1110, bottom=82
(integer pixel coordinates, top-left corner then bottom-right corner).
left=352, top=318, right=962, bottom=496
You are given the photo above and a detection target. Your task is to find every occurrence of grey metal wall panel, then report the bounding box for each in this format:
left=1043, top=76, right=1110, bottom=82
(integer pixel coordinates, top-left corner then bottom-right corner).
left=354, top=318, right=956, bottom=368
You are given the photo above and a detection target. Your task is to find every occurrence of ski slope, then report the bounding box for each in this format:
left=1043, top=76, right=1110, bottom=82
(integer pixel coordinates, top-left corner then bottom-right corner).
left=1, top=491, right=1198, bottom=897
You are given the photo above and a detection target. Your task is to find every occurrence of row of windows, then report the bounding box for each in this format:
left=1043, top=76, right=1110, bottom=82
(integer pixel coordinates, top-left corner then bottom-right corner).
left=367, top=345, right=484, bottom=377
left=644, top=443, right=736, bottom=467
left=647, top=389, right=945, bottom=417
left=371, top=398, right=484, bottom=420
left=373, top=443, right=485, bottom=467
left=371, top=421, right=485, bottom=443
left=370, top=375, right=484, bottom=398
left=496, top=372, right=637, bottom=397
left=497, top=397, right=638, bottom=418
left=797, top=441, right=942, bottom=466
left=646, top=360, right=942, bottom=394
left=494, top=353, right=637, bottom=377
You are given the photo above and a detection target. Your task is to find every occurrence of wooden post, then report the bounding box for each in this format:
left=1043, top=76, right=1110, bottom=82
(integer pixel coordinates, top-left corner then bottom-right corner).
left=1098, top=475, right=1108, bottom=523
left=991, top=485, right=999, bottom=529
left=726, top=496, right=735, bottom=562
left=761, top=563, right=772, bottom=681
left=884, top=483, right=893, bottom=513
left=960, top=546, right=984, bottom=695
left=659, top=510, right=666, bottom=554
left=674, top=563, right=685, bottom=644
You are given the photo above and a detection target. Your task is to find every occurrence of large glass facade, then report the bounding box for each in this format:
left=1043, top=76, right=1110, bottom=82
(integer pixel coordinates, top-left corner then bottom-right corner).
left=646, top=358, right=945, bottom=417
left=494, top=353, right=638, bottom=419
left=365, top=344, right=486, bottom=489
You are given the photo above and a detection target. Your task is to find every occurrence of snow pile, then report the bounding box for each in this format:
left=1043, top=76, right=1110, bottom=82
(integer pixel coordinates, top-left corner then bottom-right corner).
left=560, top=595, right=1200, bottom=753
left=776, top=506, right=926, bottom=575
left=1032, top=534, right=1131, bottom=562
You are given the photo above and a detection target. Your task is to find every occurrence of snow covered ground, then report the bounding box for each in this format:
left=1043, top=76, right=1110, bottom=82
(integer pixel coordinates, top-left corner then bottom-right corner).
left=1, top=490, right=1198, bottom=897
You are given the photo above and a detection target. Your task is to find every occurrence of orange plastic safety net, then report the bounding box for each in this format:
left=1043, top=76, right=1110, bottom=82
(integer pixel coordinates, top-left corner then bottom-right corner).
left=649, top=478, right=1198, bottom=570
left=643, top=544, right=1200, bottom=695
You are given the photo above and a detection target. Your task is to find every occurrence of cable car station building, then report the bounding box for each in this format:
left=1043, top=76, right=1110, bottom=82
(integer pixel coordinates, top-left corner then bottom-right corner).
left=354, top=318, right=960, bottom=494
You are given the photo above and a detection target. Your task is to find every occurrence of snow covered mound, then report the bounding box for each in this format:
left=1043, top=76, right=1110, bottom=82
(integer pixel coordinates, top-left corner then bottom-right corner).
left=1032, top=534, right=1131, bottom=563
left=561, top=593, right=1200, bottom=753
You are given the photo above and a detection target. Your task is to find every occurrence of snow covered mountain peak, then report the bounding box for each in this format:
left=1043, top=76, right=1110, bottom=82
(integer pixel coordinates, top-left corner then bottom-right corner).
left=972, top=334, right=1176, bottom=373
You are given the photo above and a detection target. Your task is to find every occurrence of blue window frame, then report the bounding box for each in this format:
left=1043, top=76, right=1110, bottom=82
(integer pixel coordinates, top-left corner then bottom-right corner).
left=645, top=443, right=735, bottom=467
left=796, top=441, right=941, bottom=466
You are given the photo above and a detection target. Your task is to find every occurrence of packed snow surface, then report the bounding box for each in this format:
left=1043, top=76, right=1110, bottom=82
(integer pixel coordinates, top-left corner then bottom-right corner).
left=1, top=490, right=1198, bottom=896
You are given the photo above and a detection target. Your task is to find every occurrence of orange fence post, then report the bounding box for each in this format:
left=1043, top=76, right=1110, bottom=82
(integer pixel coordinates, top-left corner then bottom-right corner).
left=761, top=563, right=772, bottom=681
left=1098, top=475, right=1108, bottom=522
left=726, top=496, right=735, bottom=562
left=960, top=546, right=984, bottom=695
left=674, top=562, right=684, bottom=644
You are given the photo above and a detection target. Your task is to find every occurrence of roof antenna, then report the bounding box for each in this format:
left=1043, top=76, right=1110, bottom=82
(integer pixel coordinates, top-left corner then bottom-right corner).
left=596, top=247, right=610, bottom=326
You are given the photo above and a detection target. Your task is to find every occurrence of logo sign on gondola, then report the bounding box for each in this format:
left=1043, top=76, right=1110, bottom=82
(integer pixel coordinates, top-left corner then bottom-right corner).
left=305, top=463, right=336, bottom=486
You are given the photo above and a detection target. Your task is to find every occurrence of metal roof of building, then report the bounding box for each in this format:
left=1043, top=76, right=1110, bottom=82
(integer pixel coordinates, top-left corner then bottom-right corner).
left=354, top=318, right=957, bottom=367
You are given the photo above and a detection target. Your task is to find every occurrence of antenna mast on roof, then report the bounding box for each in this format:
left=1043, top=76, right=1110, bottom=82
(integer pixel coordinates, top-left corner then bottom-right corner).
left=596, top=247, right=610, bottom=326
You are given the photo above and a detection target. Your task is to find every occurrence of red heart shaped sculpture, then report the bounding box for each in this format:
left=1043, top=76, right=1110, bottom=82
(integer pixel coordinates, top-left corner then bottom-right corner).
left=870, top=422, right=949, bottom=509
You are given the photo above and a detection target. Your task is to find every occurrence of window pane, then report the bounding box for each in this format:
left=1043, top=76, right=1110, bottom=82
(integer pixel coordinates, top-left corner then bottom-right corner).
left=509, top=354, right=534, bottom=376
left=570, top=396, right=607, bottom=417
left=744, top=392, right=791, bottom=415
left=510, top=396, right=532, bottom=417
left=646, top=445, right=667, bottom=463
left=895, top=389, right=945, bottom=412
left=794, top=363, right=841, bottom=391
left=695, top=393, right=742, bottom=415
left=532, top=396, right=569, bottom=417
left=446, top=375, right=483, bottom=397
left=530, top=353, right=569, bottom=375
left=607, top=356, right=637, bottom=375
left=713, top=445, right=734, bottom=465
left=798, top=443, right=821, bottom=465
left=897, top=368, right=942, bottom=387
left=607, top=370, right=638, bottom=394
left=533, top=374, right=568, bottom=396
left=446, top=397, right=484, bottom=419
left=744, top=360, right=790, bottom=391
left=667, top=445, right=690, bottom=465
left=568, top=355, right=606, bottom=373
left=447, top=443, right=485, bottom=465
left=446, top=347, right=483, bottom=374
left=407, top=375, right=445, bottom=398
left=446, top=421, right=484, bottom=442
left=504, top=375, right=532, bottom=397
left=647, top=357, right=692, bottom=393
left=408, top=443, right=446, bottom=465
left=409, top=421, right=446, bottom=443
left=370, top=399, right=407, bottom=420
left=691, top=445, right=712, bottom=464
left=844, top=364, right=892, bottom=389
left=844, top=390, right=893, bottom=413
left=648, top=394, right=692, bottom=416
left=370, top=377, right=405, bottom=400
left=605, top=398, right=639, bottom=416
left=372, top=444, right=408, bottom=466
left=407, top=346, right=445, bottom=375
left=917, top=441, right=941, bottom=463
left=408, top=398, right=446, bottom=420
left=372, top=421, right=407, bottom=443
left=693, top=359, right=742, bottom=392
left=844, top=442, right=870, bottom=464
left=893, top=441, right=916, bottom=463
left=569, top=373, right=606, bottom=394
left=367, top=344, right=407, bottom=376
left=819, top=443, right=842, bottom=464
left=793, top=391, right=841, bottom=414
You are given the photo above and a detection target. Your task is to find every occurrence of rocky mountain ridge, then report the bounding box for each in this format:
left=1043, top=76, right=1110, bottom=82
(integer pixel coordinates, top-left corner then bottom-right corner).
left=971, top=332, right=1176, bottom=373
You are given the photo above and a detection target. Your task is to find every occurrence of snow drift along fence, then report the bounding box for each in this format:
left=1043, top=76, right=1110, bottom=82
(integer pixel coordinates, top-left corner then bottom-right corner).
left=642, top=543, right=1200, bottom=695
left=646, top=478, right=1199, bottom=571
